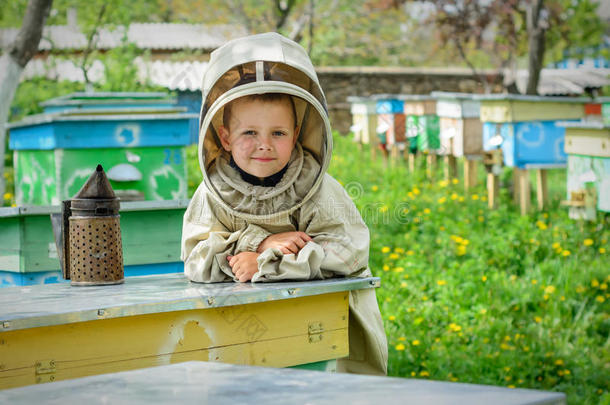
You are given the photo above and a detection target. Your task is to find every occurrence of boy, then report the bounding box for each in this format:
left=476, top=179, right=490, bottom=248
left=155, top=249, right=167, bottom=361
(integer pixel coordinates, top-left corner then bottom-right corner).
left=181, top=32, right=388, bottom=375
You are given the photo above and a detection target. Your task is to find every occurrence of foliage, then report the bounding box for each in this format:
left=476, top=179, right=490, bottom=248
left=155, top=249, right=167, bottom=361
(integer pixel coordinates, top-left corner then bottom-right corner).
left=320, top=133, right=609, bottom=405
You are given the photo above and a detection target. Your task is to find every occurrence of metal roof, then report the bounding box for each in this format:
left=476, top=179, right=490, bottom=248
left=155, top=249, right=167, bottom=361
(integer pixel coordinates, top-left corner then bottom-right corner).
left=515, top=68, right=610, bottom=96
left=0, top=23, right=246, bottom=51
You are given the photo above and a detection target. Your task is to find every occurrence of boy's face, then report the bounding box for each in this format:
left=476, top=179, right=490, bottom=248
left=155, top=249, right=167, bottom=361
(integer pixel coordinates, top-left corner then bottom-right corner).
left=219, top=97, right=299, bottom=178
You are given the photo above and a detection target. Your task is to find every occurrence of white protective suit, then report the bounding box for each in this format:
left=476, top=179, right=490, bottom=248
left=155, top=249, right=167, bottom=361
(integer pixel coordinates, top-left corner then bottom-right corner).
left=181, top=32, right=388, bottom=375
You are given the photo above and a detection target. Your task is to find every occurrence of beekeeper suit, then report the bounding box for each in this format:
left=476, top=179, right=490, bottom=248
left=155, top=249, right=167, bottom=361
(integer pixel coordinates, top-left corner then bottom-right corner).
left=181, top=32, right=388, bottom=375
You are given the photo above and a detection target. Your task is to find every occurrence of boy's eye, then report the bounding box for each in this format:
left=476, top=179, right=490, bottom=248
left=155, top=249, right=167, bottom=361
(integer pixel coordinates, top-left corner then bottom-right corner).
left=273, top=131, right=286, bottom=137
left=243, top=130, right=256, bottom=136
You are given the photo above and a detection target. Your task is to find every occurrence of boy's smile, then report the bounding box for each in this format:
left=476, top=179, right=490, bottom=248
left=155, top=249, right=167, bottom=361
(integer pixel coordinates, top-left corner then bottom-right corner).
left=219, top=97, right=299, bottom=179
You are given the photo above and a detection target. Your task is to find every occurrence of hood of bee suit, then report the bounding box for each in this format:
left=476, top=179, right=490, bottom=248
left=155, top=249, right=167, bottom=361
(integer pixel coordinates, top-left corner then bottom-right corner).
left=198, top=32, right=332, bottom=220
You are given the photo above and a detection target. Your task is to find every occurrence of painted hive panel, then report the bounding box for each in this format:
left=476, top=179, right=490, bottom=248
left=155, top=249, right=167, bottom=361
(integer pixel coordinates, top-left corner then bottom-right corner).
left=567, top=155, right=610, bottom=218
left=462, top=118, right=483, bottom=156
left=513, top=121, right=567, bottom=166
left=564, top=128, right=610, bottom=158
left=14, top=150, right=57, bottom=206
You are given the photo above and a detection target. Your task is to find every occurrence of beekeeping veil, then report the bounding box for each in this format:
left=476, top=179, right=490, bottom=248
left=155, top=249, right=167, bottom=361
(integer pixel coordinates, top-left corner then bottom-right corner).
left=198, top=32, right=332, bottom=217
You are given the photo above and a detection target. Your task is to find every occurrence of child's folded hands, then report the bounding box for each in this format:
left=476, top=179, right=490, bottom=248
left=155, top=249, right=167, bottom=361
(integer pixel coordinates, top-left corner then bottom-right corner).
left=256, top=231, right=313, bottom=255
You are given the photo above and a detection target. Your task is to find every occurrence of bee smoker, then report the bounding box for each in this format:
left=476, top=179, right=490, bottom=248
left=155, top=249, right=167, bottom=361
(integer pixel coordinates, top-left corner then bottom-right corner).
left=53, top=164, right=124, bottom=286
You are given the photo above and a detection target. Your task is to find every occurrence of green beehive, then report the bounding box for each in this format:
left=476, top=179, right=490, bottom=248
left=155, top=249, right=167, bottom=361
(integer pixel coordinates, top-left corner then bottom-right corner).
left=402, top=95, right=440, bottom=152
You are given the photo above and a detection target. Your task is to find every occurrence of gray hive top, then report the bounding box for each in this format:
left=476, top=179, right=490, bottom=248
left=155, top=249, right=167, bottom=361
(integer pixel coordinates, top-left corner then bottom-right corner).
left=0, top=273, right=380, bottom=331
left=0, top=361, right=566, bottom=405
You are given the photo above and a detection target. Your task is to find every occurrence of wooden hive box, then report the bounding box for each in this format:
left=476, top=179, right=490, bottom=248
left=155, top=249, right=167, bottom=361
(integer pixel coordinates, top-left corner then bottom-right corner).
left=402, top=95, right=440, bottom=152
left=347, top=96, right=377, bottom=145
left=0, top=200, right=188, bottom=287
left=559, top=122, right=610, bottom=219
left=372, top=95, right=406, bottom=146
left=478, top=95, right=587, bottom=168
left=8, top=106, right=197, bottom=205
left=432, top=92, right=483, bottom=157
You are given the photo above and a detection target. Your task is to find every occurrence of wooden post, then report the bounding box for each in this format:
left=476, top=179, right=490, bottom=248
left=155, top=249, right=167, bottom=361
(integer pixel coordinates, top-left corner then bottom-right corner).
left=426, top=153, right=437, bottom=179
left=512, top=168, right=520, bottom=204
left=517, top=168, right=531, bottom=215
left=408, top=153, right=416, bottom=172
left=535, top=169, right=548, bottom=211
left=464, top=159, right=477, bottom=191
left=390, top=146, right=399, bottom=166
left=444, top=155, right=457, bottom=181
left=487, top=172, right=499, bottom=209
left=368, top=115, right=378, bottom=161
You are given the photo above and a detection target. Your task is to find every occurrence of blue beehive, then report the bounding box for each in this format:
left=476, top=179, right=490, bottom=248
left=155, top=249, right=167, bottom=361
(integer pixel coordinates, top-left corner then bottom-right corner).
left=372, top=95, right=406, bottom=149
left=477, top=94, right=587, bottom=168
left=8, top=92, right=198, bottom=205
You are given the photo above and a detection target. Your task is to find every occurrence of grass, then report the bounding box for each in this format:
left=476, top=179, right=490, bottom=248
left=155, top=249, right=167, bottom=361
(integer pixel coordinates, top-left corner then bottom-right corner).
left=186, top=133, right=609, bottom=404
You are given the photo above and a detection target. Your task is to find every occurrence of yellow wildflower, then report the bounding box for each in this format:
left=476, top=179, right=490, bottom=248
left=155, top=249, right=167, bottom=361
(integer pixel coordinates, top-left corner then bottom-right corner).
left=482, top=276, right=487, bottom=282
left=592, top=279, right=600, bottom=288
left=450, top=193, right=458, bottom=200
left=448, top=323, right=462, bottom=332
left=583, top=238, right=594, bottom=246
left=596, top=295, right=605, bottom=303
left=575, top=285, right=586, bottom=293
left=534, top=316, right=542, bottom=323
left=423, top=208, right=431, bottom=214
left=562, top=250, right=571, bottom=257
left=544, top=285, right=556, bottom=294
left=438, top=180, right=449, bottom=188
left=478, top=216, right=485, bottom=222
left=452, top=178, right=459, bottom=184
left=531, top=279, right=538, bottom=285
left=552, top=242, right=561, bottom=249
left=600, top=283, right=607, bottom=290
left=437, top=280, right=447, bottom=286
left=458, top=196, right=465, bottom=202
left=383, top=265, right=390, bottom=272
left=379, top=205, right=388, bottom=213
left=389, top=253, right=399, bottom=260
left=481, top=196, right=487, bottom=202
left=555, top=359, right=564, bottom=366
left=388, top=315, right=396, bottom=321
left=438, top=196, right=447, bottom=204
left=407, top=250, right=415, bottom=256
left=412, top=187, right=421, bottom=195
left=439, top=226, right=445, bottom=231
left=508, top=385, right=516, bottom=389
left=372, top=185, right=379, bottom=192
left=400, top=282, right=407, bottom=288
left=422, top=295, right=429, bottom=301
left=394, top=247, right=405, bottom=253
left=394, top=267, right=404, bottom=273
left=3, top=192, right=13, bottom=200
left=412, top=340, right=420, bottom=346
left=471, top=194, right=479, bottom=200
left=600, top=247, right=606, bottom=254
left=381, top=246, right=391, bottom=253
left=398, top=337, right=406, bottom=341
left=479, top=308, right=487, bottom=314
left=535, top=220, right=548, bottom=230
left=419, top=370, right=430, bottom=377
left=395, top=343, right=405, bottom=351
left=456, top=245, right=467, bottom=256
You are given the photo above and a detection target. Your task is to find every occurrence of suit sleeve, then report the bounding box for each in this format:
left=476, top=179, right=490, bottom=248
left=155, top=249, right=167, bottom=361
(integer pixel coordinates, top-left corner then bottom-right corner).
left=181, top=184, right=271, bottom=283
left=252, top=175, right=370, bottom=282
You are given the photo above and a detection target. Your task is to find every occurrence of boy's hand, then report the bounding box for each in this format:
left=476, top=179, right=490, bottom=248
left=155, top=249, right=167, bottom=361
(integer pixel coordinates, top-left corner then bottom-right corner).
left=257, top=231, right=313, bottom=255
left=227, top=252, right=260, bottom=282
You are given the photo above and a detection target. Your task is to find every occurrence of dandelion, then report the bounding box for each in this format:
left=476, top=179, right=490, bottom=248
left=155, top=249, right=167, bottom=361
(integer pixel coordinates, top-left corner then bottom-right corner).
left=531, top=279, right=538, bottom=285
left=583, top=238, right=594, bottom=246
left=383, top=265, right=390, bottom=271
left=389, top=253, right=399, bottom=260
left=423, top=208, right=431, bottom=214
left=412, top=187, right=421, bottom=195
left=419, top=370, right=430, bottom=377
left=500, top=343, right=512, bottom=350
left=372, top=185, right=379, bottom=192
left=481, top=196, right=487, bottom=202
left=395, top=343, right=405, bottom=351
left=452, top=178, right=459, bottom=184
left=450, top=193, right=458, bottom=200
left=398, top=337, right=406, bottom=341
left=481, top=276, right=487, bottom=282
left=555, top=359, right=564, bottom=366
left=478, top=216, right=485, bottom=222
left=448, top=323, right=462, bottom=332
left=544, top=285, right=556, bottom=294
left=3, top=192, right=13, bottom=200
left=379, top=205, right=388, bottom=213
left=562, top=250, right=571, bottom=257
left=596, top=295, right=605, bottom=303
left=552, top=242, right=561, bottom=249
left=535, top=220, right=548, bottom=230
left=600, top=247, right=606, bottom=254
left=388, top=315, right=396, bottom=321
left=381, top=246, right=391, bottom=253
left=575, top=285, right=586, bottom=293
left=534, top=316, right=542, bottom=323
left=412, top=340, right=420, bottom=346
left=400, top=282, right=407, bottom=288
left=422, top=295, right=429, bottom=301
left=458, top=196, right=465, bottom=202
left=438, top=196, right=447, bottom=204
left=411, top=372, right=416, bottom=377
left=394, top=267, right=404, bottom=273
left=471, top=194, right=479, bottom=200
left=479, top=308, right=487, bottom=314
left=592, top=279, right=600, bottom=288
left=508, top=385, right=516, bottom=389
left=461, top=239, right=470, bottom=245
left=394, top=247, right=405, bottom=253
left=407, top=250, right=415, bottom=256
left=437, top=280, right=447, bottom=286
left=510, top=275, right=517, bottom=281
left=439, top=226, right=445, bottom=231
left=438, top=180, right=449, bottom=188
left=600, top=283, right=607, bottom=290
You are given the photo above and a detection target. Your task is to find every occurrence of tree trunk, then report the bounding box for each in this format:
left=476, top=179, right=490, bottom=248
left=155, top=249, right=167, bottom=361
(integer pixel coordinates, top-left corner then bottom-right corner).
left=0, top=0, right=52, bottom=205
left=526, top=0, right=546, bottom=95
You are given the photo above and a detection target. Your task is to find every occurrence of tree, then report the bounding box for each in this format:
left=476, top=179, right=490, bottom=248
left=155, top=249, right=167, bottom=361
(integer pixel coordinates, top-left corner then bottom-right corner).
left=0, top=0, right=53, bottom=203
left=407, top=0, right=605, bottom=94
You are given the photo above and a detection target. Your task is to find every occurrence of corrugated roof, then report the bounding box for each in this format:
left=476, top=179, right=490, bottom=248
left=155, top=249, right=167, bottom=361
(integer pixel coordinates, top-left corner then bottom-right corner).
left=0, top=23, right=245, bottom=51
left=515, top=68, right=610, bottom=95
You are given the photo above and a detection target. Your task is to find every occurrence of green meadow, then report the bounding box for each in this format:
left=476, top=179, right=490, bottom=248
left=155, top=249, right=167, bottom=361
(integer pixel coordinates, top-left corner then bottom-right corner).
left=188, top=132, right=609, bottom=404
